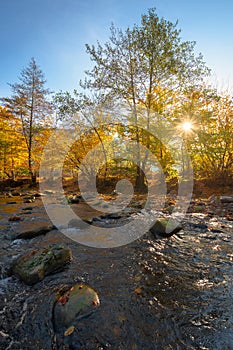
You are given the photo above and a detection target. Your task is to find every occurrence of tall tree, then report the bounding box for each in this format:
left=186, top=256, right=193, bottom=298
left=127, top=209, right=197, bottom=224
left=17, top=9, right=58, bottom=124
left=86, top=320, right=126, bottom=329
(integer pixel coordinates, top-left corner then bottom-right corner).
left=81, top=8, right=210, bottom=189
left=2, top=58, right=51, bottom=183
left=0, top=106, right=27, bottom=179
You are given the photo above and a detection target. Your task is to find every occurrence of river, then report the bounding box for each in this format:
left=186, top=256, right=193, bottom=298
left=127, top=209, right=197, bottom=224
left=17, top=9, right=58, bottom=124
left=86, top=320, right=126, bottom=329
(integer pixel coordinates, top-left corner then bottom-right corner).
left=0, top=194, right=233, bottom=349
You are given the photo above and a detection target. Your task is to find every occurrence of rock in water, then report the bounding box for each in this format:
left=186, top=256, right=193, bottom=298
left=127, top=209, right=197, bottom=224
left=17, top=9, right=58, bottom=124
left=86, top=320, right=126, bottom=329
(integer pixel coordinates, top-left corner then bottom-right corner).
left=67, top=194, right=80, bottom=204
left=68, top=219, right=91, bottom=229
left=219, top=196, right=233, bottom=203
left=15, top=225, right=56, bottom=240
left=150, top=218, right=182, bottom=237
left=53, top=283, right=100, bottom=330
left=8, top=216, right=22, bottom=222
left=11, top=245, right=72, bottom=285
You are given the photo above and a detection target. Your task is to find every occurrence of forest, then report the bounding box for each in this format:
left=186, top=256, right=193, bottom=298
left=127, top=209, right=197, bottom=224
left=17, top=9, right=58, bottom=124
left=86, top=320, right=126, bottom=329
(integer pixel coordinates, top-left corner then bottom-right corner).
left=1, top=9, right=232, bottom=193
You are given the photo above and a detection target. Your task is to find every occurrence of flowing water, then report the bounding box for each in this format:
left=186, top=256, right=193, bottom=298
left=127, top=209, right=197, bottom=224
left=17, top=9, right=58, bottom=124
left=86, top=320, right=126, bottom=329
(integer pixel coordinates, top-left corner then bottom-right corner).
left=0, top=195, right=233, bottom=349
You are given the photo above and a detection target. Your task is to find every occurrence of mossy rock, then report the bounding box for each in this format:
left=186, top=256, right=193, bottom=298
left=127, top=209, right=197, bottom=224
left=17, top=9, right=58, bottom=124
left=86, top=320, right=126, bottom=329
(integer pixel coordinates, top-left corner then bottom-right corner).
left=53, top=283, right=100, bottom=330
left=150, top=218, right=182, bottom=237
left=11, top=244, right=72, bottom=285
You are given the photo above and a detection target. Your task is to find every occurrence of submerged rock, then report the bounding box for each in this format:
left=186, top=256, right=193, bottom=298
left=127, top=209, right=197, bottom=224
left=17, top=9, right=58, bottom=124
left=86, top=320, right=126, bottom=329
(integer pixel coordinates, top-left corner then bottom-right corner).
left=53, top=283, right=100, bottom=330
left=150, top=218, right=182, bottom=237
left=11, top=244, right=72, bottom=285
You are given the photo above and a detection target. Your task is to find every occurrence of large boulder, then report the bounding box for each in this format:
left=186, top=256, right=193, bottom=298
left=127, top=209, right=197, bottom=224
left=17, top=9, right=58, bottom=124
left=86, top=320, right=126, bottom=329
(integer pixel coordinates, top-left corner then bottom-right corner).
left=11, top=244, right=72, bottom=285
left=53, top=283, right=100, bottom=330
left=150, top=217, right=182, bottom=237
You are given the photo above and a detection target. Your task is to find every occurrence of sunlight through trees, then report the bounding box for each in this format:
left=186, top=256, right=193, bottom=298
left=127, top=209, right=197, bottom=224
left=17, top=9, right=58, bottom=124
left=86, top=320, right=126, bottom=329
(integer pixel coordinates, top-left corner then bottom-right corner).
left=0, top=9, right=232, bottom=187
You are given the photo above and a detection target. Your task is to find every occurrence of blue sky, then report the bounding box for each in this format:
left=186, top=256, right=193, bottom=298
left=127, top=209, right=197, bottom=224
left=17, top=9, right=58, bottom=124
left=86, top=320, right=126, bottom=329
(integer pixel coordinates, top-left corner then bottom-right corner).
left=1, top=0, right=233, bottom=97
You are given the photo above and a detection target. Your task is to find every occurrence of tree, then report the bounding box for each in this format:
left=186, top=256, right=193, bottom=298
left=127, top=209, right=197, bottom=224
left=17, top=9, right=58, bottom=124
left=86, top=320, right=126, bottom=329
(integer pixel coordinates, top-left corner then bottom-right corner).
left=81, top=8, right=210, bottom=190
left=171, top=86, right=233, bottom=182
left=53, top=90, right=112, bottom=181
left=2, top=58, right=52, bottom=183
left=0, top=106, right=27, bottom=179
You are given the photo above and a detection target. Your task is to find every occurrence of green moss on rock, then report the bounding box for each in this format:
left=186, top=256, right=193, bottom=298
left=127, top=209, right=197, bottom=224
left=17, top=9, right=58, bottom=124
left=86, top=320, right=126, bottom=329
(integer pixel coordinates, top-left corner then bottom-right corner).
left=150, top=218, right=182, bottom=237
left=11, top=244, right=72, bottom=285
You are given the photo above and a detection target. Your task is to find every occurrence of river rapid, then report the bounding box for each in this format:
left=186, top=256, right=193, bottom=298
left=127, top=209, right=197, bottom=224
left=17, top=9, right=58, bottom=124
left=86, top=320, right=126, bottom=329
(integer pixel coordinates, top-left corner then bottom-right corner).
left=0, top=194, right=233, bottom=350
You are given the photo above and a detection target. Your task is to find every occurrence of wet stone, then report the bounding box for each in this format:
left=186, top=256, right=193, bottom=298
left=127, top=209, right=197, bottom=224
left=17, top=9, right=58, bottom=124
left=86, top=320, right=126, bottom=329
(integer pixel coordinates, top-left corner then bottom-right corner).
left=23, top=199, right=35, bottom=203
left=34, top=192, right=42, bottom=197
left=21, top=206, right=34, bottom=211
left=100, top=212, right=122, bottom=220
left=14, top=224, right=56, bottom=240
left=220, top=196, right=233, bottom=203
left=8, top=216, right=22, bottom=222
left=23, top=195, right=36, bottom=203
left=11, top=244, right=72, bottom=285
left=68, top=195, right=80, bottom=204
left=68, top=218, right=92, bottom=229
left=186, top=222, right=208, bottom=232
left=150, top=217, right=183, bottom=237
left=53, top=283, right=100, bottom=330
left=11, top=191, right=22, bottom=196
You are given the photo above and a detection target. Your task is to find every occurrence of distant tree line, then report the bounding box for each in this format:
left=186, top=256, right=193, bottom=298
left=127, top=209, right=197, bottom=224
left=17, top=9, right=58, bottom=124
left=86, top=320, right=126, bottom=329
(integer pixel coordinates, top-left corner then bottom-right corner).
left=0, top=8, right=232, bottom=188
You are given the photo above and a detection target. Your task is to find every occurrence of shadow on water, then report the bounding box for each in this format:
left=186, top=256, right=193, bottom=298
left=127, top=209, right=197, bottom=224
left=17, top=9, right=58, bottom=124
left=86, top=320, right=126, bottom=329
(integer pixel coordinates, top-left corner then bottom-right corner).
left=0, top=196, right=233, bottom=349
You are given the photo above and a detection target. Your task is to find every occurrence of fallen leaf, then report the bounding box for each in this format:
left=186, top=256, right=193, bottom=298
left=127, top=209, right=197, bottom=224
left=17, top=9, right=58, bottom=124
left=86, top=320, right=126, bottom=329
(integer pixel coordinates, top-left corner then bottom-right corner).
left=134, top=287, right=142, bottom=295
left=60, top=295, right=69, bottom=305
left=64, top=325, right=75, bottom=336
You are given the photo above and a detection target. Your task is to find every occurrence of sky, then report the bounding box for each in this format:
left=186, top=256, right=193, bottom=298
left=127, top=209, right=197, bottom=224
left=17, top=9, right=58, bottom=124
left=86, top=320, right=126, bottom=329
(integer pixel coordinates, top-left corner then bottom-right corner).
left=1, top=0, right=233, bottom=98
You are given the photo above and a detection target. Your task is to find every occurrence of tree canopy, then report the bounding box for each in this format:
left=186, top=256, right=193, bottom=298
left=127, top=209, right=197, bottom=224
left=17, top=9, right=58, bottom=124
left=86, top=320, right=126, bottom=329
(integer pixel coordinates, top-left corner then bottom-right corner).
left=0, top=9, right=232, bottom=189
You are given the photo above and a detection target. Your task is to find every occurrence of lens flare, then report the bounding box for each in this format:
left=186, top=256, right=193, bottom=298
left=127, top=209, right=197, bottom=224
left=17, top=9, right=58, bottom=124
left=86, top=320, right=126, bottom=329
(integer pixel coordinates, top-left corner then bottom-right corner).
left=182, top=121, right=193, bottom=132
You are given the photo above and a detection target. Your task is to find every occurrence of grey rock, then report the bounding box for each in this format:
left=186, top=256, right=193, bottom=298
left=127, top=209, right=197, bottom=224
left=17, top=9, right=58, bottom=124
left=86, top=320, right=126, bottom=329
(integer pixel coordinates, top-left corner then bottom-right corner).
left=68, top=219, right=91, bottom=229
left=68, top=195, right=80, bottom=204
left=187, top=222, right=208, bottom=232
left=53, top=283, right=100, bottom=330
left=14, top=225, right=56, bottom=240
left=150, top=218, right=182, bottom=237
left=11, top=244, right=72, bottom=285
left=220, top=196, right=233, bottom=203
